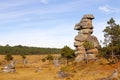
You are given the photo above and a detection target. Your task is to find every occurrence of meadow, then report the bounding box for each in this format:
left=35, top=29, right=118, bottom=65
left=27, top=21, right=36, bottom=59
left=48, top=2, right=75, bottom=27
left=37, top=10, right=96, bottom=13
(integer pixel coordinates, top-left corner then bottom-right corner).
left=0, top=55, right=119, bottom=80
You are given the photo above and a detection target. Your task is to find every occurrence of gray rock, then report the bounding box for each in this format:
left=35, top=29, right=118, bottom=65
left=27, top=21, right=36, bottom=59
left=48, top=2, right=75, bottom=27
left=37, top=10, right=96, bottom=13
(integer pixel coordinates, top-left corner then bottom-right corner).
left=75, top=34, right=86, bottom=42
left=74, top=53, right=87, bottom=62
left=87, top=35, right=101, bottom=49
left=74, top=14, right=94, bottom=30
left=74, top=23, right=81, bottom=30
left=35, top=67, right=42, bottom=72
left=87, top=48, right=98, bottom=54
left=96, top=69, right=120, bottom=80
left=74, top=49, right=86, bottom=55
left=74, top=14, right=101, bottom=62
left=53, top=59, right=60, bottom=67
left=2, top=61, right=16, bottom=73
left=83, top=14, right=94, bottom=19
left=110, top=69, right=120, bottom=80
left=76, top=46, right=85, bottom=50
left=79, top=29, right=93, bottom=34
left=57, top=71, right=69, bottom=78
left=74, top=41, right=83, bottom=47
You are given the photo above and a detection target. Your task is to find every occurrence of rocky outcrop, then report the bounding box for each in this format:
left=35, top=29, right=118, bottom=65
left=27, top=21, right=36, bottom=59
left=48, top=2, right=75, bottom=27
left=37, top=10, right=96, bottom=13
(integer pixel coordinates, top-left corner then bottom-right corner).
left=74, top=14, right=101, bottom=62
left=2, top=61, right=16, bottom=73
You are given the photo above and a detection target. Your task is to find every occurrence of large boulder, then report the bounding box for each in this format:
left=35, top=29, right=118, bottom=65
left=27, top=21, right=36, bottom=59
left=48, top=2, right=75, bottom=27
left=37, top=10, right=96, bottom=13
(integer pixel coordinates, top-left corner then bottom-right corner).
left=87, top=48, right=98, bottom=54
left=76, top=46, right=85, bottom=50
left=74, top=23, right=81, bottom=30
left=74, top=41, right=83, bottom=47
left=82, top=14, right=94, bottom=19
left=2, top=61, right=16, bottom=73
left=80, top=19, right=93, bottom=29
left=79, top=29, right=93, bottom=34
left=74, top=54, right=85, bottom=62
left=75, top=49, right=86, bottom=55
left=74, top=14, right=94, bottom=30
left=75, top=34, right=86, bottom=42
left=87, top=35, right=101, bottom=49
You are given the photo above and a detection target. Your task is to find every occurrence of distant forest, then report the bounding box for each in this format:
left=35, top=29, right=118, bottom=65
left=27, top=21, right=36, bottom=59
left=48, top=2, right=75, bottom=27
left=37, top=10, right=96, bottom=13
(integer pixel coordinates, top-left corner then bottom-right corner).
left=0, top=45, right=60, bottom=55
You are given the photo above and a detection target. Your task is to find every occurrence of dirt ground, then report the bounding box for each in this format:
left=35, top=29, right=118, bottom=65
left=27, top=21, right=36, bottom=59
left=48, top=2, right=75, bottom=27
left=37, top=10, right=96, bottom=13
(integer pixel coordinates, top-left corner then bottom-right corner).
left=0, top=55, right=120, bottom=80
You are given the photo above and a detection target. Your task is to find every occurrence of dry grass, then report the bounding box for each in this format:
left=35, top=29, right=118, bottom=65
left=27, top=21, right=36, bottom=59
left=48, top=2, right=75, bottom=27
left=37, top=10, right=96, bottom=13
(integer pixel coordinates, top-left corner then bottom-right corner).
left=0, top=67, right=58, bottom=80
left=0, top=55, right=120, bottom=80
left=0, top=55, right=62, bottom=80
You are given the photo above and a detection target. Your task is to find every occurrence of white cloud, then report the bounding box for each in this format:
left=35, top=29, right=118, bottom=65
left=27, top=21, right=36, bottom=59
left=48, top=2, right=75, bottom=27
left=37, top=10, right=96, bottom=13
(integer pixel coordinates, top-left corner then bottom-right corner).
left=0, top=0, right=49, bottom=10
left=0, top=0, right=84, bottom=24
left=99, top=5, right=120, bottom=13
left=99, top=5, right=111, bottom=13
left=0, top=22, right=76, bottom=48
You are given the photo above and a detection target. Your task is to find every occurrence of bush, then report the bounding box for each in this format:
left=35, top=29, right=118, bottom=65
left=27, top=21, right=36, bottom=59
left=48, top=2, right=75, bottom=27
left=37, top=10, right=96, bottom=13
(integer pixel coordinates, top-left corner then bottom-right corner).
left=4, top=54, right=13, bottom=62
left=41, top=58, right=46, bottom=62
left=46, top=54, right=53, bottom=61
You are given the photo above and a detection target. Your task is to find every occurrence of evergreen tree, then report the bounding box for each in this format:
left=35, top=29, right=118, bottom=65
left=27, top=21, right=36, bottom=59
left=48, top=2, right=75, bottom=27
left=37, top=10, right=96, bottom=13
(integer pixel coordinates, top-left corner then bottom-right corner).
left=60, top=46, right=75, bottom=64
left=103, top=18, right=120, bottom=46
left=103, top=18, right=120, bottom=62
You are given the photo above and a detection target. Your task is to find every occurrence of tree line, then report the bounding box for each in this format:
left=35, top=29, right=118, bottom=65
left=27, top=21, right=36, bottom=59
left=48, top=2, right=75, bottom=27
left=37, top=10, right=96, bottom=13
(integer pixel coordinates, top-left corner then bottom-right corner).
left=0, top=45, right=60, bottom=55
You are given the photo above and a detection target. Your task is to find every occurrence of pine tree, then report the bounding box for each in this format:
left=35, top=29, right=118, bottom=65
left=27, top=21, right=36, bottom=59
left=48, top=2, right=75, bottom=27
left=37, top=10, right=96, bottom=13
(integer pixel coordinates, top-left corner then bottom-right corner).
left=103, top=18, right=120, bottom=46
left=60, top=46, right=74, bottom=64
left=103, top=18, right=120, bottom=63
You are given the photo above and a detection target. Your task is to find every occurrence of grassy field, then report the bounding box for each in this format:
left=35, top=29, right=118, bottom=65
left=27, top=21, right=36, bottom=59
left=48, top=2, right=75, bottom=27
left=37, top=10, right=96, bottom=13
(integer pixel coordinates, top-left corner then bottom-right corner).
left=0, top=55, right=119, bottom=80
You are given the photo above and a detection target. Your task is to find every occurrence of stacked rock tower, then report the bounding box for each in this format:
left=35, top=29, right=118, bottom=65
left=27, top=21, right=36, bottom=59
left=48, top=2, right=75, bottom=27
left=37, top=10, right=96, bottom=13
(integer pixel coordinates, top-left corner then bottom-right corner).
left=74, top=14, right=100, bottom=62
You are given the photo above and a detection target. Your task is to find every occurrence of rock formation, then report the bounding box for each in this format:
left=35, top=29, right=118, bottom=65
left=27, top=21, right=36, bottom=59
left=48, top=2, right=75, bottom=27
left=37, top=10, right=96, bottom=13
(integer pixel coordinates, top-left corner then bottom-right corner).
left=2, top=61, right=16, bottom=73
left=74, top=14, right=101, bottom=62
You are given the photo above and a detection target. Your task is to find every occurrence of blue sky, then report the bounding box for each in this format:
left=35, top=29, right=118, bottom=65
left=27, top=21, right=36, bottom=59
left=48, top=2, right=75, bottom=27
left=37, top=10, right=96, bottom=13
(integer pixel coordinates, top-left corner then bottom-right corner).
left=0, top=0, right=120, bottom=48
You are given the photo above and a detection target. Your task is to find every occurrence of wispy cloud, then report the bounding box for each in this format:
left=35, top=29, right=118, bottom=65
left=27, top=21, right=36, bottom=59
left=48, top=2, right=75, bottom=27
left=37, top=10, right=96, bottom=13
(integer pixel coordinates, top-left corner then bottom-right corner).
left=0, top=0, right=84, bottom=24
left=99, top=5, right=120, bottom=13
left=0, top=0, right=49, bottom=10
left=0, top=0, right=33, bottom=9
left=0, top=23, right=75, bottom=48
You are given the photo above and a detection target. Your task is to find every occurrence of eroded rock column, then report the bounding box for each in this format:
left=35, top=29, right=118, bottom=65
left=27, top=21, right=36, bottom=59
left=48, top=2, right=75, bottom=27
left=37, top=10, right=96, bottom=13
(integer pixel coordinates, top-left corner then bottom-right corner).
left=74, top=14, right=100, bottom=62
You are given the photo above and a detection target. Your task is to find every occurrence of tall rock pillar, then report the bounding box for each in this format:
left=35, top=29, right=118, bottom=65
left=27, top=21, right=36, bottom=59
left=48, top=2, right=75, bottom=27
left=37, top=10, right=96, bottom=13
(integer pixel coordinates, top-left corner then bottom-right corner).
left=74, top=14, right=100, bottom=62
